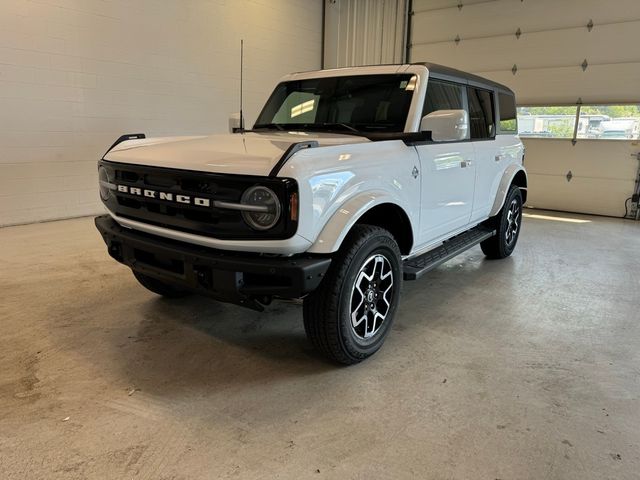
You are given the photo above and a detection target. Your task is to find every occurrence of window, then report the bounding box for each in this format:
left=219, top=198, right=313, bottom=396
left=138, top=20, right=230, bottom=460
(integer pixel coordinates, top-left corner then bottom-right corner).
left=255, top=74, right=417, bottom=133
left=516, top=105, right=640, bottom=141
left=273, top=91, right=320, bottom=124
left=467, top=87, right=495, bottom=139
left=577, top=105, right=640, bottom=140
left=498, top=92, right=517, bottom=133
left=423, top=80, right=463, bottom=115
left=516, top=106, right=577, bottom=138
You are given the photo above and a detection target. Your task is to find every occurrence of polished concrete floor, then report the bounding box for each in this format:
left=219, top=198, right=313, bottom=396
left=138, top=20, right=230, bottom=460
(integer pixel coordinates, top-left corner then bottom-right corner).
left=1, top=210, right=639, bottom=479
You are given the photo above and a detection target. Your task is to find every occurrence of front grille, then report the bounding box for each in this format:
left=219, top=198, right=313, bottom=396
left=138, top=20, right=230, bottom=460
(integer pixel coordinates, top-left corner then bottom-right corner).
left=99, top=160, right=298, bottom=240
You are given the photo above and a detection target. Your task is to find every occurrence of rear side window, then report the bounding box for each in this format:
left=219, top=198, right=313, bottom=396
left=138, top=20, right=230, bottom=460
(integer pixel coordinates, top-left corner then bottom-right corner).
left=424, top=80, right=464, bottom=115
left=498, top=92, right=517, bottom=133
left=467, top=87, right=495, bottom=139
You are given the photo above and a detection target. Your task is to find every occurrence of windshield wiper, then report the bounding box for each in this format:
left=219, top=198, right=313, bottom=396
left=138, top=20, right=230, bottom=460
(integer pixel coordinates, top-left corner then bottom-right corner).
left=252, top=123, right=285, bottom=131
left=252, top=122, right=364, bottom=136
left=318, top=122, right=360, bottom=133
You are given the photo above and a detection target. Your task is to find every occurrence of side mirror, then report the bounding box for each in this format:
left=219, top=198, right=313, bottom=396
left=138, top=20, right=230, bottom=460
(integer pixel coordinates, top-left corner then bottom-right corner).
left=420, top=109, right=469, bottom=142
left=229, top=113, right=244, bottom=133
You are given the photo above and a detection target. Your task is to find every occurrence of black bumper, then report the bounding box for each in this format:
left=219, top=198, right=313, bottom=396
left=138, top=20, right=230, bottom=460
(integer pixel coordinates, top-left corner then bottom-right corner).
left=95, top=215, right=331, bottom=310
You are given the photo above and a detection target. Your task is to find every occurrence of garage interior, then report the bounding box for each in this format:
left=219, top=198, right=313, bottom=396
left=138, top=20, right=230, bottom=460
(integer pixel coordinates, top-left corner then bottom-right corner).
left=1, top=1, right=639, bottom=479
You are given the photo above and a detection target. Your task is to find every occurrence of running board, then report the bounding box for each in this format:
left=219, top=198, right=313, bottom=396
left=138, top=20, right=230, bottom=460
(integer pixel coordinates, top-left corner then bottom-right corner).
left=403, top=226, right=495, bottom=280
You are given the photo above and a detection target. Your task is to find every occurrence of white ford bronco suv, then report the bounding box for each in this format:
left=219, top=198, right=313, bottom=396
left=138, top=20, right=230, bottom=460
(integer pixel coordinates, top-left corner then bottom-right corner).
left=95, top=63, right=526, bottom=364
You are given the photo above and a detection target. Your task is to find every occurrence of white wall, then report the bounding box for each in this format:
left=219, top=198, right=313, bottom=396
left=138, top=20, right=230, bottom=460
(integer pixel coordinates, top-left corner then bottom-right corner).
left=324, top=0, right=406, bottom=68
left=0, top=0, right=322, bottom=226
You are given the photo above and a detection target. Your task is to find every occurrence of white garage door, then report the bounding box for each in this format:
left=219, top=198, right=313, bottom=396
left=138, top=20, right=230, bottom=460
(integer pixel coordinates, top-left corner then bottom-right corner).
left=408, top=0, right=640, bottom=217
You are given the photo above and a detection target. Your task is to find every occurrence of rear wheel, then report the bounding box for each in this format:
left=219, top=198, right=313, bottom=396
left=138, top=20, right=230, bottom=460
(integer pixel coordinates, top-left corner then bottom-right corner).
left=480, top=185, right=523, bottom=259
left=303, top=225, right=402, bottom=364
left=132, top=271, right=191, bottom=298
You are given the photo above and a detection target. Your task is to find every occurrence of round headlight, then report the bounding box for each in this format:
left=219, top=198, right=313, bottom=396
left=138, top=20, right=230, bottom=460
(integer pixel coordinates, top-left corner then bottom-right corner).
left=98, top=166, right=111, bottom=201
left=241, top=186, right=281, bottom=230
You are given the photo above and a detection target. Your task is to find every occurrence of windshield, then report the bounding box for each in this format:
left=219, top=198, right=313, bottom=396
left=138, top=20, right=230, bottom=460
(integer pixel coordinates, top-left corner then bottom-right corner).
left=254, top=74, right=417, bottom=134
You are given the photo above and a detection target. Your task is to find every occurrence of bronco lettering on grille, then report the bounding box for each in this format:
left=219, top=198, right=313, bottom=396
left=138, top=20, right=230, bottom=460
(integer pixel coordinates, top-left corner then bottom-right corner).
left=116, top=184, right=211, bottom=207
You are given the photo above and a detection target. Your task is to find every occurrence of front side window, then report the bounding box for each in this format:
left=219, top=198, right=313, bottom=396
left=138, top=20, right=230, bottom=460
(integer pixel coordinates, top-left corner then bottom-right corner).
left=423, top=80, right=464, bottom=115
left=467, top=87, right=495, bottom=139
left=255, top=74, right=417, bottom=134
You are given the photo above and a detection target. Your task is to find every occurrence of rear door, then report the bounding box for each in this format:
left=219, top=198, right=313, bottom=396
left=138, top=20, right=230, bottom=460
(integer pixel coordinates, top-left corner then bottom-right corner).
left=468, top=88, right=522, bottom=222
left=467, top=86, right=499, bottom=222
left=415, top=79, right=476, bottom=244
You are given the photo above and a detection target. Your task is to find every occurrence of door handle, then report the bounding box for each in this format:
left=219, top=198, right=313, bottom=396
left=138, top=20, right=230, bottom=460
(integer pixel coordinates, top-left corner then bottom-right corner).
left=495, top=154, right=505, bottom=162
left=461, top=160, right=472, bottom=168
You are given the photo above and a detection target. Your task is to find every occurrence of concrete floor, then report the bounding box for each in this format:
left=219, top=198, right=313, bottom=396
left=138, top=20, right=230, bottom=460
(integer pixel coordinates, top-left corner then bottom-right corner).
left=1, top=210, right=639, bottom=479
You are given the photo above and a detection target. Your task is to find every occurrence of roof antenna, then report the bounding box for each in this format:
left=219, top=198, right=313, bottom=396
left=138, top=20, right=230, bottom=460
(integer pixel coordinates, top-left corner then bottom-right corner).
left=239, top=39, right=245, bottom=132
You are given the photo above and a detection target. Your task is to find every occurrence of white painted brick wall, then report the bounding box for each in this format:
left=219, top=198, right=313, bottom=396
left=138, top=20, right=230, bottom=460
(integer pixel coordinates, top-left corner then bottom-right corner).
left=0, top=0, right=322, bottom=226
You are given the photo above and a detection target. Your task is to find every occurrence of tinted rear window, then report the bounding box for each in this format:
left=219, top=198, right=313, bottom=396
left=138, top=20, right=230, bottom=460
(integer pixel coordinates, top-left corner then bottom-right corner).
left=467, top=87, right=495, bottom=139
left=498, top=92, right=517, bottom=133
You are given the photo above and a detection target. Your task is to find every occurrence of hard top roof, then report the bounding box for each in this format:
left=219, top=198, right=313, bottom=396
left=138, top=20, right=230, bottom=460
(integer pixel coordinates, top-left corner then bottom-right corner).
left=284, top=62, right=514, bottom=95
left=414, top=62, right=514, bottom=94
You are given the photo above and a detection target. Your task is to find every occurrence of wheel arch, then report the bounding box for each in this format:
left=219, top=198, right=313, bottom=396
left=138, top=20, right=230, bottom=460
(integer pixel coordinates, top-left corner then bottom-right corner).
left=307, top=193, right=415, bottom=255
left=511, top=169, right=528, bottom=203
left=353, top=203, right=413, bottom=255
left=489, top=166, right=528, bottom=217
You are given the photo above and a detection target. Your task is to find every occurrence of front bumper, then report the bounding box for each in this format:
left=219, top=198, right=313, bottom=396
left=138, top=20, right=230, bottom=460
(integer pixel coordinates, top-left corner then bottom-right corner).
left=95, top=215, right=331, bottom=310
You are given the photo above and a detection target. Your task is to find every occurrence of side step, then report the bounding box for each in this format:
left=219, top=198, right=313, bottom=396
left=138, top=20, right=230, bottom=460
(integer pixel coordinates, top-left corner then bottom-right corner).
left=403, top=226, right=495, bottom=280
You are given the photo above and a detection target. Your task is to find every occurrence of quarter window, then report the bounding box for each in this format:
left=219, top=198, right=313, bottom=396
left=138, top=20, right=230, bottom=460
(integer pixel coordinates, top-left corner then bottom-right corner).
left=467, top=87, right=495, bottom=139
left=498, top=92, right=517, bottom=133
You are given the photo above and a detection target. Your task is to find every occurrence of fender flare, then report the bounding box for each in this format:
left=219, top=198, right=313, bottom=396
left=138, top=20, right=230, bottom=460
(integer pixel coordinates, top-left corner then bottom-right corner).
left=489, top=165, right=528, bottom=217
left=307, top=191, right=413, bottom=254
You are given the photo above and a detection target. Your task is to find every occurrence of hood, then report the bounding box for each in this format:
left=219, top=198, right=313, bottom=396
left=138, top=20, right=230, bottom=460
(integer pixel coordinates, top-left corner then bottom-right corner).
left=104, top=131, right=370, bottom=176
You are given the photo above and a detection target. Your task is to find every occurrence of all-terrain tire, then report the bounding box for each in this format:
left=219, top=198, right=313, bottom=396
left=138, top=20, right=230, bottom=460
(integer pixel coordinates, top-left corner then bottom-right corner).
left=480, top=185, right=523, bottom=259
left=303, top=225, right=402, bottom=365
left=132, top=271, right=191, bottom=298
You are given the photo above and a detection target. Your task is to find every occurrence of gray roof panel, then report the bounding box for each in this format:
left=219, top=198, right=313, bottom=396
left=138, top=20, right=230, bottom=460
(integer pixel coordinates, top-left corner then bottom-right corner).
left=413, top=62, right=514, bottom=94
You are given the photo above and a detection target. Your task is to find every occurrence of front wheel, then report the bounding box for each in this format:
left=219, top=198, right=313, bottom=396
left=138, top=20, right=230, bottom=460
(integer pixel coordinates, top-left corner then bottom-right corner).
left=303, top=225, right=402, bottom=364
left=480, top=185, right=523, bottom=259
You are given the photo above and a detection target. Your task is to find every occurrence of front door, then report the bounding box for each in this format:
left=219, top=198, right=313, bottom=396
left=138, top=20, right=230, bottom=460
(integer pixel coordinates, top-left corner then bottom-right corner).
left=415, top=142, right=476, bottom=243
left=414, top=79, right=475, bottom=245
